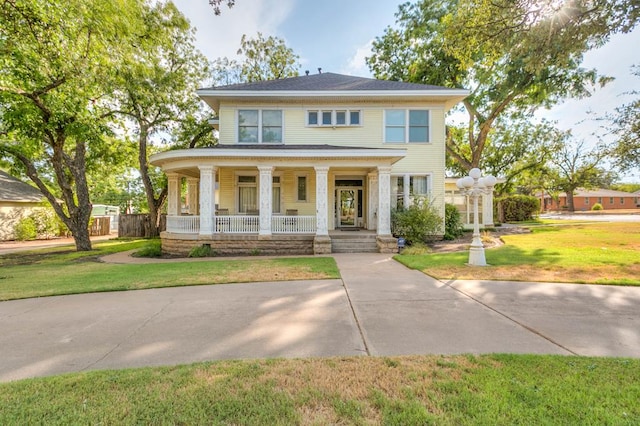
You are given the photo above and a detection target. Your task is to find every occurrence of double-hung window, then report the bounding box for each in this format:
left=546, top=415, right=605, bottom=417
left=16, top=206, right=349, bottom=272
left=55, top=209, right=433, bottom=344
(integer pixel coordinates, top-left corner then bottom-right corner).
left=384, top=110, right=430, bottom=143
left=237, top=175, right=257, bottom=213
left=238, top=109, right=283, bottom=143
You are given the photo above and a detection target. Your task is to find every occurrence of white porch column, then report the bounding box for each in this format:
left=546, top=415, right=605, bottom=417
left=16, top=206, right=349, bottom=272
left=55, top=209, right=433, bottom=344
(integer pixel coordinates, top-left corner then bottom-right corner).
left=258, top=165, right=273, bottom=236
left=198, top=165, right=216, bottom=236
left=377, top=166, right=392, bottom=235
left=187, top=177, right=199, bottom=215
left=367, top=172, right=378, bottom=230
left=403, top=174, right=411, bottom=209
left=482, top=192, right=494, bottom=226
left=314, top=166, right=329, bottom=235
left=167, top=173, right=180, bottom=216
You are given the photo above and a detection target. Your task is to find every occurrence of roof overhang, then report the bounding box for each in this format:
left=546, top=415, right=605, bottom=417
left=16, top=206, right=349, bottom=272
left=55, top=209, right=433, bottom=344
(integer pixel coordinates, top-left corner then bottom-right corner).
left=197, top=89, right=470, bottom=112
left=150, top=146, right=407, bottom=176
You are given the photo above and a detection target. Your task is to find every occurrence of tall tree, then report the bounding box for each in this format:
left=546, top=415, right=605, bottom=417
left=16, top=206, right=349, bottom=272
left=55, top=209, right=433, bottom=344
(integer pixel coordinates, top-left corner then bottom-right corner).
left=111, top=1, right=211, bottom=236
left=546, top=139, right=614, bottom=212
left=0, top=0, right=144, bottom=251
left=211, top=33, right=300, bottom=86
left=609, top=65, right=640, bottom=173
left=208, top=0, right=234, bottom=14
left=368, top=0, right=640, bottom=172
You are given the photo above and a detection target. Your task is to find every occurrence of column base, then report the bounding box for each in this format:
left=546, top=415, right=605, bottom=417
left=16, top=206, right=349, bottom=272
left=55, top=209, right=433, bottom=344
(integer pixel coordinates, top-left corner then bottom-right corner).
left=313, top=235, right=332, bottom=255
left=376, top=235, right=398, bottom=253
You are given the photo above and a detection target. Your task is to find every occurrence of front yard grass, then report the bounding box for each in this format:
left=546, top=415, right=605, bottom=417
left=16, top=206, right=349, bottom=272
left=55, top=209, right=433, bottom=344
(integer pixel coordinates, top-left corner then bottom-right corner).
left=0, top=240, right=340, bottom=301
left=1, top=354, right=638, bottom=424
left=397, top=222, right=640, bottom=285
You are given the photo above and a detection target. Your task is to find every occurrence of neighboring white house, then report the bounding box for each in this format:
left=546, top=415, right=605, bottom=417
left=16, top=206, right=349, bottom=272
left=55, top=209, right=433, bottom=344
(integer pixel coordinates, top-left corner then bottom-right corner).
left=150, top=72, right=469, bottom=256
left=0, top=170, right=46, bottom=240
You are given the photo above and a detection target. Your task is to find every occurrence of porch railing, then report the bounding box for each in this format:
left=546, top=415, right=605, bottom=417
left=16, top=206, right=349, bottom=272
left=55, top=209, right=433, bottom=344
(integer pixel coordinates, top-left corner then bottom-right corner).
left=216, top=215, right=259, bottom=233
left=165, top=215, right=317, bottom=234
left=166, top=215, right=200, bottom=234
left=272, top=215, right=316, bottom=233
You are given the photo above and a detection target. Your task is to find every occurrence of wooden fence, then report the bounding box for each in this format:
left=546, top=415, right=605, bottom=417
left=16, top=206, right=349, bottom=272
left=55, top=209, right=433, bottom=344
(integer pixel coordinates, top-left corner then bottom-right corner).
left=89, top=216, right=111, bottom=236
left=118, top=214, right=166, bottom=238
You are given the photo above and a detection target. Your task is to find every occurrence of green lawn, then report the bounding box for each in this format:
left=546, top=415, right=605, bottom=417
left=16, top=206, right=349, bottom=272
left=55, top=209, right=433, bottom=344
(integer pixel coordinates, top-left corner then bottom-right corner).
left=397, top=222, right=640, bottom=285
left=0, top=239, right=340, bottom=301
left=1, top=355, right=638, bottom=425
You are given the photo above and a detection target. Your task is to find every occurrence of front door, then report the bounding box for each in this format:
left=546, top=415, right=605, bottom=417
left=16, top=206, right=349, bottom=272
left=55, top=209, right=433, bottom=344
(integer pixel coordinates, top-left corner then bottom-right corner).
left=338, top=189, right=357, bottom=227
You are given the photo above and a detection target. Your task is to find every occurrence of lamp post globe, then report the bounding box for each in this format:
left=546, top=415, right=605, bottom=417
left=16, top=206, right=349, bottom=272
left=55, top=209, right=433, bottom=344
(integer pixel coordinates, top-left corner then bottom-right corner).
left=458, top=168, right=496, bottom=266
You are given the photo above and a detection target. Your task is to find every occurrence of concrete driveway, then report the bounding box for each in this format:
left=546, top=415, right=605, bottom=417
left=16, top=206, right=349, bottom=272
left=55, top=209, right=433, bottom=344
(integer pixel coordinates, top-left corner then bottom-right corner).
left=1, top=253, right=639, bottom=382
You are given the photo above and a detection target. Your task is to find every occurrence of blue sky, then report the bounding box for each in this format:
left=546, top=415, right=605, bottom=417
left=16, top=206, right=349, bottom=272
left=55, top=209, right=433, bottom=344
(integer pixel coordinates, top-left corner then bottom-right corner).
left=174, top=0, right=640, bottom=180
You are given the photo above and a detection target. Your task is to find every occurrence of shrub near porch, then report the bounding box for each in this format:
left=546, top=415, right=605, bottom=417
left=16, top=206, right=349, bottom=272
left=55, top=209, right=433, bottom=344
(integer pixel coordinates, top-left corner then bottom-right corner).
left=396, top=222, right=640, bottom=285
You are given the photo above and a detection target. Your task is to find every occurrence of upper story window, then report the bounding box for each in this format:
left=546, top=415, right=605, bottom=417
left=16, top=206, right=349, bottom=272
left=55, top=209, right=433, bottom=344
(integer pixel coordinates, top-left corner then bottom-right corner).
left=385, top=110, right=430, bottom=143
left=238, top=109, right=283, bottom=143
left=307, top=109, right=361, bottom=127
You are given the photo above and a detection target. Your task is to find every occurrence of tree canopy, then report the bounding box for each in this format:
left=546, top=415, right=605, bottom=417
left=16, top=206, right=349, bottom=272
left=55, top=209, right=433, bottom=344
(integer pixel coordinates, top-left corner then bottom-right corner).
left=0, top=0, right=147, bottom=250
left=211, top=33, right=300, bottom=86
left=609, top=65, right=640, bottom=173
left=368, top=0, right=640, bottom=173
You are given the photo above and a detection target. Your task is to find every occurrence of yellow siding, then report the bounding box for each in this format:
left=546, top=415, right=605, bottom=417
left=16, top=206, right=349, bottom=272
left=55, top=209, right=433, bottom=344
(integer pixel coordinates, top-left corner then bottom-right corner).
left=216, top=100, right=450, bottom=220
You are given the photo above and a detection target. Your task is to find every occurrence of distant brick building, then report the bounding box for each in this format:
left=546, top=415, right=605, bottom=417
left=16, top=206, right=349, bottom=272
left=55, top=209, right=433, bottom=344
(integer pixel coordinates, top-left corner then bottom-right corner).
left=541, top=188, right=640, bottom=211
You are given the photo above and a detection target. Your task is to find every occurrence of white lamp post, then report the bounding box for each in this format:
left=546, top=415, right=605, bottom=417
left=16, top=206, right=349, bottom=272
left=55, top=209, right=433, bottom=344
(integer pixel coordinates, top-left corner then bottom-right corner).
left=456, top=168, right=497, bottom=266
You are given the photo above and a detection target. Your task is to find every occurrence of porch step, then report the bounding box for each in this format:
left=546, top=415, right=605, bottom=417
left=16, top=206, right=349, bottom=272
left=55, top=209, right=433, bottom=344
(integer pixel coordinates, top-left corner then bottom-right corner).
left=331, top=234, right=379, bottom=253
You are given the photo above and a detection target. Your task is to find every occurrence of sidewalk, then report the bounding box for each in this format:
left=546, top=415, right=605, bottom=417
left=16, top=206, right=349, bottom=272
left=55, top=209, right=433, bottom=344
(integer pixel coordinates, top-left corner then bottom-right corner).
left=0, top=234, right=115, bottom=254
left=1, top=251, right=639, bottom=382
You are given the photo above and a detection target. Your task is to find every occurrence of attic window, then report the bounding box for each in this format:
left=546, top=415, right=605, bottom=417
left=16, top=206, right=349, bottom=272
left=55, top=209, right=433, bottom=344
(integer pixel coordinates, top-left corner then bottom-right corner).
left=307, top=109, right=361, bottom=127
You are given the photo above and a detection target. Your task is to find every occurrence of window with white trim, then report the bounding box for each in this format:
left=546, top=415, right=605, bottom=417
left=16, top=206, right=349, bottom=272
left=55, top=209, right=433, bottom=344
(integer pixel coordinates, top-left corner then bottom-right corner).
left=384, top=110, right=430, bottom=143
left=297, top=175, right=308, bottom=202
left=237, top=175, right=257, bottom=213
left=272, top=176, right=281, bottom=213
left=307, top=109, right=361, bottom=127
left=238, top=109, right=283, bottom=143
left=390, top=174, right=431, bottom=209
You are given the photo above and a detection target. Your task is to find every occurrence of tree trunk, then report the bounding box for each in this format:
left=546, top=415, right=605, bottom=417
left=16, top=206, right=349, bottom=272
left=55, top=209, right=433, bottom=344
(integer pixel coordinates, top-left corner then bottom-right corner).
left=566, top=191, right=575, bottom=212
left=72, top=222, right=93, bottom=251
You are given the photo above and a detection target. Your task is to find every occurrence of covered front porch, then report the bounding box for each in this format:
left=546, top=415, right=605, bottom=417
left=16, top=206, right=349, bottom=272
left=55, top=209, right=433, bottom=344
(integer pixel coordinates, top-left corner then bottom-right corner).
left=150, top=145, right=405, bottom=255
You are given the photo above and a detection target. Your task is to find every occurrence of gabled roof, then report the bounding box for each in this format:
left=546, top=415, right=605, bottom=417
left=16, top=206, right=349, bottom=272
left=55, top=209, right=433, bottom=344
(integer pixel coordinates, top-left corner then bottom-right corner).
left=198, top=72, right=469, bottom=111
left=0, top=171, right=44, bottom=203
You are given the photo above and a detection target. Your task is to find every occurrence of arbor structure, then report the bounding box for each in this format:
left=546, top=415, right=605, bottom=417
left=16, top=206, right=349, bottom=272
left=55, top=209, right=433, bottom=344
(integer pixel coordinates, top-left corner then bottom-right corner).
left=0, top=0, right=145, bottom=250
left=368, top=0, right=640, bottom=173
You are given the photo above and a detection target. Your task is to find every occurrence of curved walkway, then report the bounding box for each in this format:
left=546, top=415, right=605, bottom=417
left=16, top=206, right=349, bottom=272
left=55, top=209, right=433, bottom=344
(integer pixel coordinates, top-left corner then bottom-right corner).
left=1, top=252, right=639, bottom=382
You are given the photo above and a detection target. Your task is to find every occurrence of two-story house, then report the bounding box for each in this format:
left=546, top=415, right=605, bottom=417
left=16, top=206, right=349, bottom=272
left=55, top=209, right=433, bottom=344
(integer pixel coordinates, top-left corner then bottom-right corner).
left=150, top=72, right=468, bottom=256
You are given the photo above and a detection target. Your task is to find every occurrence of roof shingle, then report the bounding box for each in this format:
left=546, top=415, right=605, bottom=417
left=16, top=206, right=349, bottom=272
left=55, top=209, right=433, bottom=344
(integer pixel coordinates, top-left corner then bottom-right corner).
left=203, top=72, right=456, bottom=92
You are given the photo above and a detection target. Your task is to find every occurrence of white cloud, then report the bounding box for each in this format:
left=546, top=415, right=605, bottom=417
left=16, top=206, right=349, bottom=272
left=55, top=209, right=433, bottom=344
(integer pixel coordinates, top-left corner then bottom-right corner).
left=173, top=0, right=296, bottom=61
left=340, top=39, right=374, bottom=77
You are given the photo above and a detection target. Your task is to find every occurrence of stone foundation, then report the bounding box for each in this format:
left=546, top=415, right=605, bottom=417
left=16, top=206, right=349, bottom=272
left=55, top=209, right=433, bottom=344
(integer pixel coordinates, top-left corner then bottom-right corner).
left=161, top=232, right=315, bottom=257
left=376, top=235, right=399, bottom=254
left=161, top=232, right=396, bottom=256
left=313, top=235, right=332, bottom=255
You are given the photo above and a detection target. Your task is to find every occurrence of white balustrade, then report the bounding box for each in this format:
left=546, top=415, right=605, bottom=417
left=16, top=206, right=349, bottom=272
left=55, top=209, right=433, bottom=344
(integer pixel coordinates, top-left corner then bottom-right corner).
left=216, top=215, right=260, bottom=233
left=272, top=216, right=316, bottom=233
left=166, top=215, right=316, bottom=234
left=166, top=215, right=200, bottom=234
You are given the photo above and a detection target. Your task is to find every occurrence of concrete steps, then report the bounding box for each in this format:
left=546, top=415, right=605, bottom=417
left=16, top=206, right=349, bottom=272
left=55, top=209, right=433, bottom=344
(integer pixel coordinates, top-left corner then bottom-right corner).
left=331, top=232, right=378, bottom=253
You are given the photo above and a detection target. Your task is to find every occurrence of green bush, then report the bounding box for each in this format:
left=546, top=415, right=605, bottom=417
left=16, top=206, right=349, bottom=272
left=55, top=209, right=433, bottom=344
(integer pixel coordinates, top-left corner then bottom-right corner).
left=14, top=217, right=38, bottom=241
left=591, top=203, right=604, bottom=211
left=391, top=199, right=443, bottom=245
left=444, top=203, right=464, bottom=240
left=30, top=208, right=59, bottom=238
left=497, top=195, right=540, bottom=222
left=132, top=239, right=162, bottom=258
left=188, top=244, right=217, bottom=258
